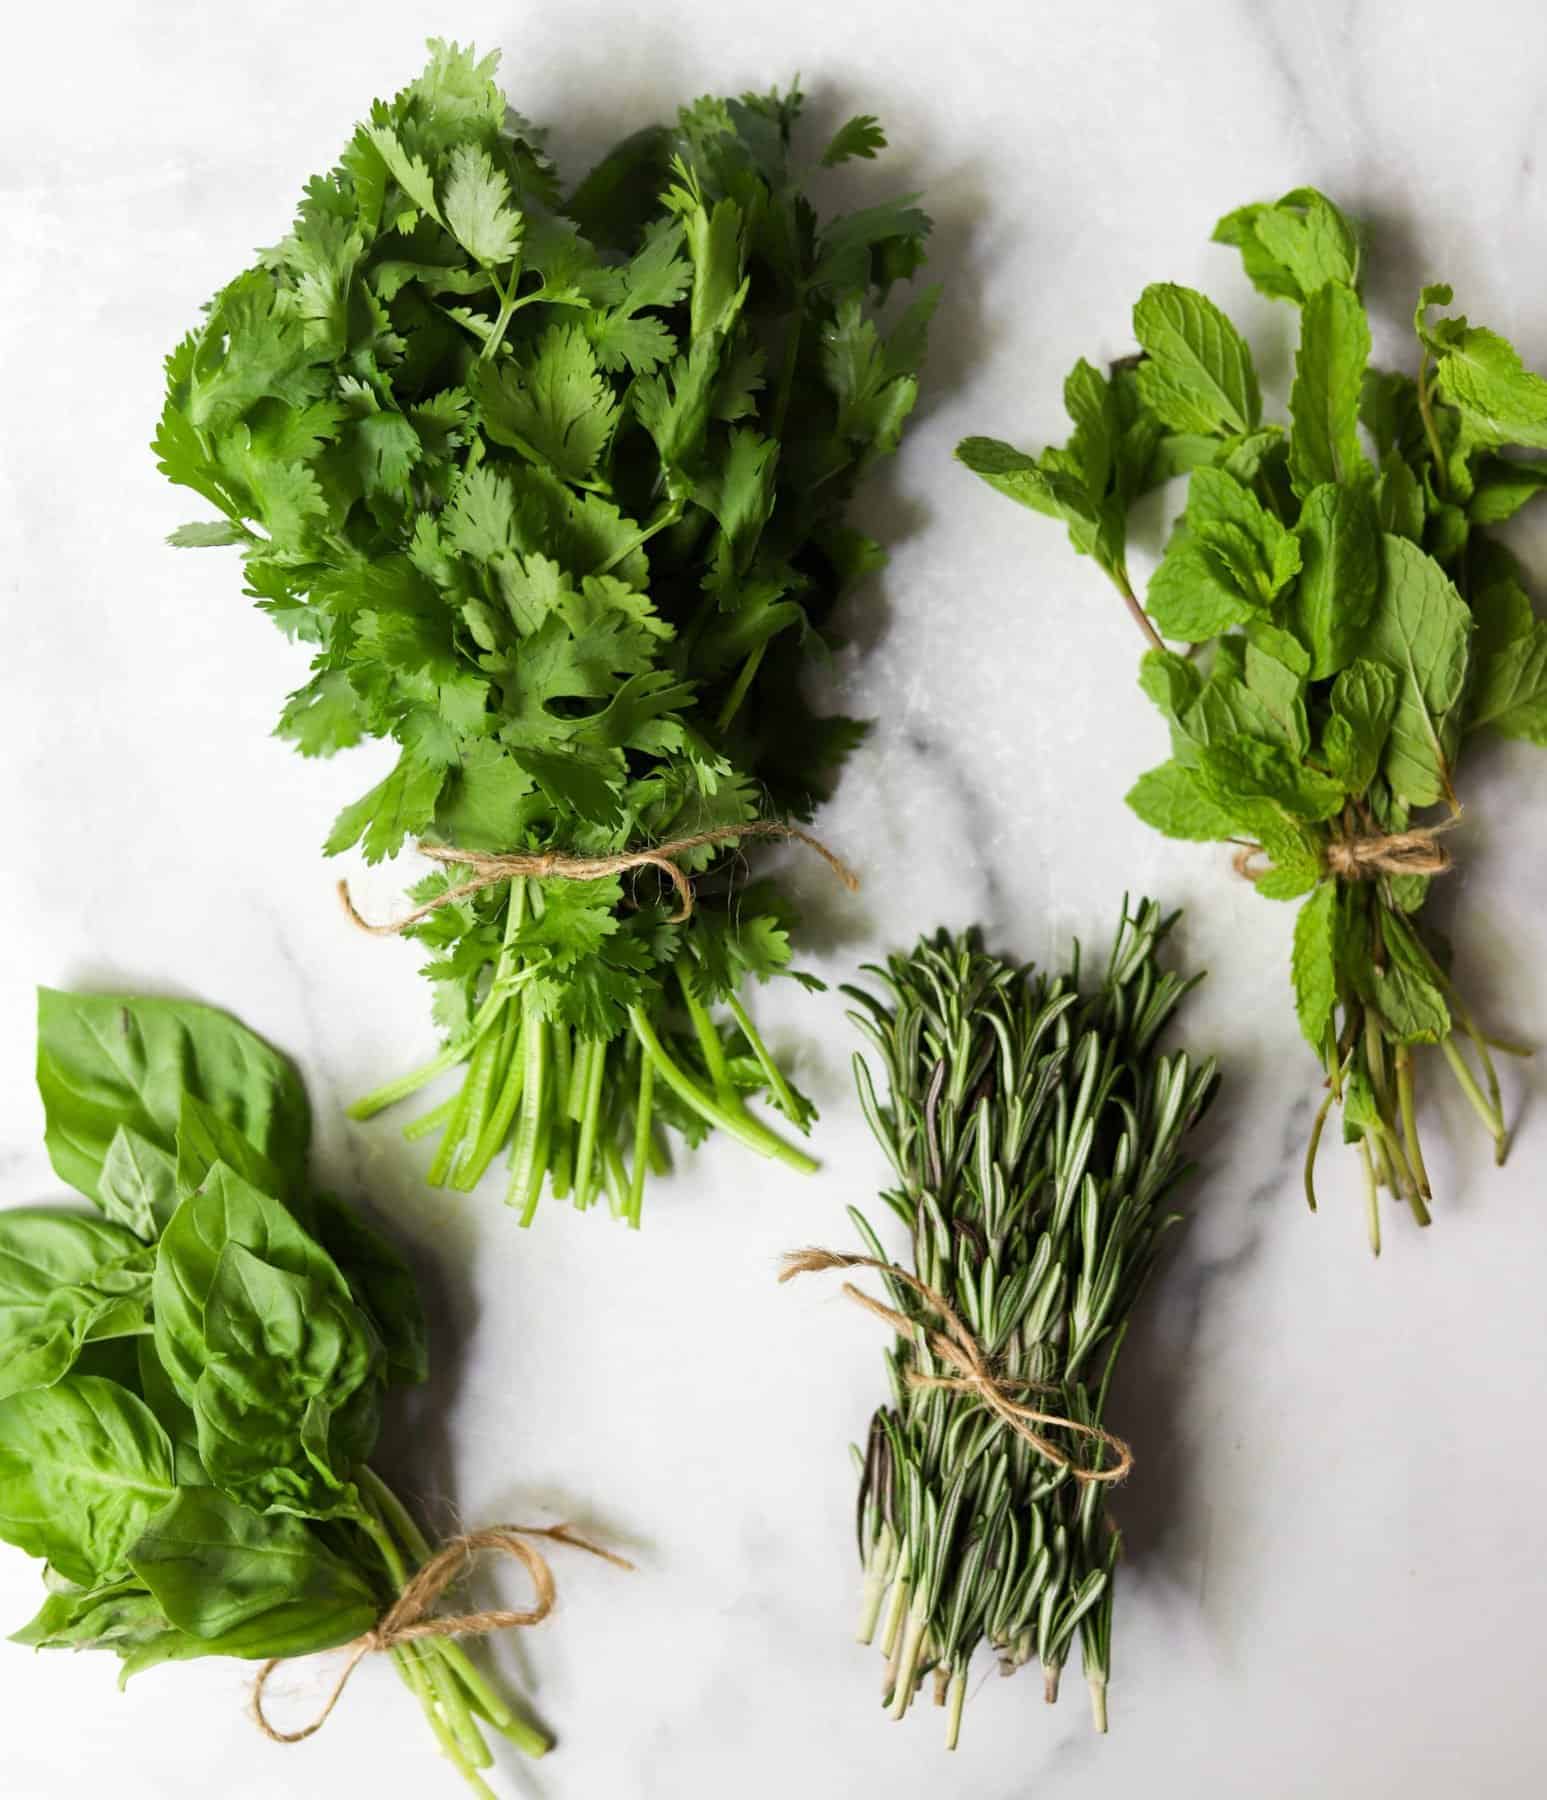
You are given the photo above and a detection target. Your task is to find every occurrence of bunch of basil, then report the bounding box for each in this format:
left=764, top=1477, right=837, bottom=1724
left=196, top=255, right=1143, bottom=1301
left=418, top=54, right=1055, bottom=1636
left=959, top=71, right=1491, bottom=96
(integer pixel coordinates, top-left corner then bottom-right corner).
left=0, top=991, right=549, bottom=1787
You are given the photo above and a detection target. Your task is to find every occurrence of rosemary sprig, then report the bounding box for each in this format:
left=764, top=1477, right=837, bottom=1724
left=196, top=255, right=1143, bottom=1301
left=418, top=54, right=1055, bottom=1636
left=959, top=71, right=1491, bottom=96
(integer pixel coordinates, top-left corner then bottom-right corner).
left=830, top=899, right=1216, bottom=1745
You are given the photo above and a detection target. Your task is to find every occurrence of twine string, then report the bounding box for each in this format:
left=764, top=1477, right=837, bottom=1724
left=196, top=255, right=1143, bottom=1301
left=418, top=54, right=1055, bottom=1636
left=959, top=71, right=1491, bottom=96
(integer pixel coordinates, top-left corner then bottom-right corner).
left=778, top=1249, right=1133, bottom=1484
left=1233, top=819, right=1457, bottom=887
left=252, top=1522, right=633, bottom=1745
left=338, top=824, right=860, bottom=935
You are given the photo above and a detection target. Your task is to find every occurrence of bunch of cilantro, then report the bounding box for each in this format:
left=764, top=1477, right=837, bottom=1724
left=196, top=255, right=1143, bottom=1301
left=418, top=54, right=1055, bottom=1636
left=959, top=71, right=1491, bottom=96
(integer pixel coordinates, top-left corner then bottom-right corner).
left=155, top=42, right=935, bottom=1225
left=959, top=190, right=1546, bottom=1252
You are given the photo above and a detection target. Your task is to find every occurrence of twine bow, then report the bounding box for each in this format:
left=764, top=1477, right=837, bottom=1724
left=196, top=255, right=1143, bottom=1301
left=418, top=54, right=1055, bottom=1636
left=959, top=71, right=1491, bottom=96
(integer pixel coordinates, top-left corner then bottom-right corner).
left=252, top=1523, right=633, bottom=1745
left=339, top=824, right=860, bottom=935
left=1233, top=818, right=1457, bottom=887
left=778, top=1249, right=1133, bottom=1484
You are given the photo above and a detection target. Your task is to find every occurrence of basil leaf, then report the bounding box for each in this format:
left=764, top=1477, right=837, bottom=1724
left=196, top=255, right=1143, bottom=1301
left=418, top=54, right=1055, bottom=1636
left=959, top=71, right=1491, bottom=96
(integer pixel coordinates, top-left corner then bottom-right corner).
left=36, top=992, right=310, bottom=1208
left=97, top=1126, right=180, bottom=1242
left=0, top=1377, right=176, bottom=1586
left=152, top=1165, right=352, bottom=1405
left=312, top=1192, right=429, bottom=1385
left=129, top=1486, right=378, bottom=1649
left=0, top=1211, right=154, bottom=1401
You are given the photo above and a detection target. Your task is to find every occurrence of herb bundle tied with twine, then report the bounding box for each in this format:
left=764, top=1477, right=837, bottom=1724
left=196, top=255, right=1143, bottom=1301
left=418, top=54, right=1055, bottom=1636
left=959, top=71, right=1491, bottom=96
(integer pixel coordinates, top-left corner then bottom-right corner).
left=155, top=41, right=936, bottom=1229
left=959, top=185, right=1547, bottom=1249
left=784, top=901, right=1216, bottom=1746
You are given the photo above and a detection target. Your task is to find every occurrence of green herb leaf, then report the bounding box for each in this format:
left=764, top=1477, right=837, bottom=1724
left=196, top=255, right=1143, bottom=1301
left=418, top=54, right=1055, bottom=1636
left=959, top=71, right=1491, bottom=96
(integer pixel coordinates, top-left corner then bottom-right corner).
left=1133, top=284, right=1260, bottom=437
left=36, top=992, right=310, bottom=1210
left=1360, top=534, right=1472, bottom=806
left=1291, top=882, right=1339, bottom=1048
left=1214, top=188, right=1359, bottom=304
left=1289, top=481, right=1380, bottom=678
left=1288, top=281, right=1370, bottom=497
left=0, top=1378, right=175, bottom=1586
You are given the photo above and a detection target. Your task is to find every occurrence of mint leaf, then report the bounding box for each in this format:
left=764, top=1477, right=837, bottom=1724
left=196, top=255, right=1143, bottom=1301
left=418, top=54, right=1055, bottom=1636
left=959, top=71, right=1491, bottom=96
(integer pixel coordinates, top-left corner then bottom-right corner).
left=1137, top=648, right=1203, bottom=722
left=1185, top=466, right=1301, bottom=604
left=1468, top=455, right=1547, bottom=523
left=1428, top=314, right=1547, bottom=449
left=1371, top=914, right=1451, bottom=1045
left=1133, top=284, right=1260, bottom=437
left=1288, top=282, right=1370, bottom=497
left=1468, top=620, right=1547, bottom=743
left=1292, top=881, right=1339, bottom=1049
left=1322, top=659, right=1397, bottom=794
left=1375, top=448, right=1425, bottom=541
left=1192, top=735, right=1345, bottom=826
left=1361, top=534, right=1472, bottom=806
left=1125, top=761, right=1238, bottom=840
left=1243, top=643, right=1309, bottom=753
left=1289, top=481, right=1379, bottom=678
left=1145, top=533, right=1258, bottom=641
left=1214, top=188, right=1359, bottom=304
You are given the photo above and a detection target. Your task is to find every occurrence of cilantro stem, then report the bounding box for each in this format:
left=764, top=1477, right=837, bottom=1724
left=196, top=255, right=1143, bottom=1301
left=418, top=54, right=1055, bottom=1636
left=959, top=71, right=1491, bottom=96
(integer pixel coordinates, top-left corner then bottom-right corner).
left=678, top=967, right=734, bottom=1102
left=627, top=1004, right=817, bottom=1174
left=627, top=1053, right=654, bottom=1229
left=509, top=1002, right=551, bottom=1224
left=549, top=1027, right=575, bottom=1199
left=426, top=1030, right=494, bottom=1186
left=715, top=641, right=766, bottom=733
left=727, top=992, right=806, bottom=1125
left=571, top=1038, right=607, bottom=1210
left=404, top=1094, right=459, bottom=1141
left=771, top=307, right=805, bottom=441
left=592, top=497, right=684, bottom=576
left=453, top=1008, right=526, bottom=1192
left=478, top=266, right=520, bottom=363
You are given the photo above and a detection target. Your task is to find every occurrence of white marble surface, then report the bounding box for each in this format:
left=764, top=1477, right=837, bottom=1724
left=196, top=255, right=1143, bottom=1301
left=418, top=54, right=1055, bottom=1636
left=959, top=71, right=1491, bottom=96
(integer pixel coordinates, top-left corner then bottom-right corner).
left=4, top=1, right=1547, bottom=1795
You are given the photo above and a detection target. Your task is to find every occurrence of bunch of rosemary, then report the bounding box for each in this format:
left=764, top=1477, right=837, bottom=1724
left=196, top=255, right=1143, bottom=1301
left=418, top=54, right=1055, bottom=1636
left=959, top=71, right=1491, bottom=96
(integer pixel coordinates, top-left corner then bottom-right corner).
left=812, top=901, right=1216, bottom=1746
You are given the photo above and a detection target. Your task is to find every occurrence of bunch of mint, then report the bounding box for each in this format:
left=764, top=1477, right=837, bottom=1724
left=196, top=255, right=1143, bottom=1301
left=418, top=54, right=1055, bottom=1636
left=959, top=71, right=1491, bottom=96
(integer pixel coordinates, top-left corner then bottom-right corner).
left=156, top=42, right=936, bottom=1225
left=960, top=189, right=1545, bottom=1251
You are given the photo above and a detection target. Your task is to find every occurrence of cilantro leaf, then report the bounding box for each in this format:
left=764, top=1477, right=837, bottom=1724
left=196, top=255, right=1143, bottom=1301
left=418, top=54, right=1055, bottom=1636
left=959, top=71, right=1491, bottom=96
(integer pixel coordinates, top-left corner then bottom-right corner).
left=474, top=323, right=619, bottom=484
left=440, top=143, right=524, bottom=267
left=820, top=115, right=886, bottom=167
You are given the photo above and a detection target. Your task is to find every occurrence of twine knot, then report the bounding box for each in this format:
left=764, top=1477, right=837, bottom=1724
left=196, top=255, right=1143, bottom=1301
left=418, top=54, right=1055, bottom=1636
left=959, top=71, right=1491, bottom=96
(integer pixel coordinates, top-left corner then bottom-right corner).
left=338, top=823, right=859, bottom=935
left=252, top=1522, right=632, bottom=1745
left=1233, top=818, right=1457, bottom=887
left=778, top=1249, right=1133, bottom=1484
